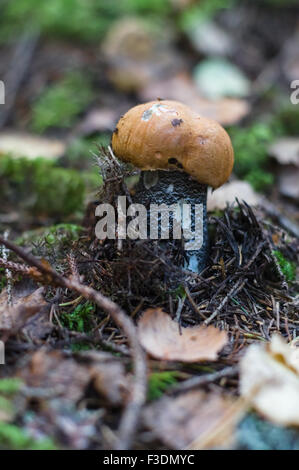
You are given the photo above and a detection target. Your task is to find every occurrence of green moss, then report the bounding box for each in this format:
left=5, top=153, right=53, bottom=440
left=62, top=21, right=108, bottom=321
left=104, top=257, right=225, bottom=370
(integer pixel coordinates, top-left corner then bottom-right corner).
left=71, top=342, right=92, bottom=352
left=273, top=251, right=296, bottom=282
left=0, top=0, right=173, bottom=44
left=245, top=169, right=274, bottom=192
left=273, top=104, right=299, bottom=137
left=180, top=0, right=237, bottom=31
left=0, top=0, right=121, bottom=43
left=0, top=155, right=99, bottom=219
left=16, top=224, right=83, bottom=247
left=61, top=301, right=95, bottom=332
left=31, top=72, right=94, bottom=133
left=0, top=378, right=23, bottom=395
left=0, top=268, right=7, bottom=292
left=148, top=371, right=181, bottom=400
left=0, top=422, right=57, bottom=450
left=229, top=122, right=276, bottom=191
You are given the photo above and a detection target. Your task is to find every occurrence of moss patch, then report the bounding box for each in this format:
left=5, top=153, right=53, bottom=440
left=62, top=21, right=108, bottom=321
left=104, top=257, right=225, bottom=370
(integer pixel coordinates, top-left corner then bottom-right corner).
left=31, top=72, right=94, bottom=133
left=0, top=155, right=99, bottom=219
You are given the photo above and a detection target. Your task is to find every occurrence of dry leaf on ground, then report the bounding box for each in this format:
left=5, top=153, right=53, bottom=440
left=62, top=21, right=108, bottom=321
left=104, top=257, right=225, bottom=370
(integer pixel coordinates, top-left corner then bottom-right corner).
left=269, top=138, right=299, bottom=166
left=0, top=282, right=50, bottom=340
left=137, top=309, right=228, bottom=362
left=74, top=108, right=119, bottom=136
left=240, top=334, right=299, bottom=426
left=139, top=73, right=250, bottom=126
left=17, top=349, right=129, bottom=406
left=0, top=132, right=66, bottom=160
left=207, top=180, right=261, bottom=212
left=144, top=390, right=241, bottom=449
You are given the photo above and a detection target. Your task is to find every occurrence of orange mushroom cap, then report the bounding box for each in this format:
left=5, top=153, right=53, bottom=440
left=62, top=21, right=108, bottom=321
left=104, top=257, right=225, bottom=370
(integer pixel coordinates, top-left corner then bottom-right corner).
left=111, top=100, right=234, bottom=189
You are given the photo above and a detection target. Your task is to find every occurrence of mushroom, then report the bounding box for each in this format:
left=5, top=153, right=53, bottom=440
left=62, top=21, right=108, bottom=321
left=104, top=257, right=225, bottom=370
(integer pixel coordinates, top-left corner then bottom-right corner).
left=111, top=100, right=234, bottom=273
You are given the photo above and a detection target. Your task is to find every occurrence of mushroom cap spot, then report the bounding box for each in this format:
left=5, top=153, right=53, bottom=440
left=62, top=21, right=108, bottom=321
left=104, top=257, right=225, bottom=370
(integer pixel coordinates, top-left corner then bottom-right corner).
left=111, top=100, right=234, bottom=188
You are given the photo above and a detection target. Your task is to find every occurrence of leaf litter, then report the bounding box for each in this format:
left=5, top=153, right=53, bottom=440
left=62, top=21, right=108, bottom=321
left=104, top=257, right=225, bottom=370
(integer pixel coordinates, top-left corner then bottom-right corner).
left=138, top=309, right=228, bottom=362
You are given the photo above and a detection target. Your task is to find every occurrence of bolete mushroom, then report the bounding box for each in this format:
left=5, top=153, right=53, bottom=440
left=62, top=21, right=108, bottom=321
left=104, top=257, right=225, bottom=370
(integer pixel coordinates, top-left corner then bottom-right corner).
left=111, top=100, right=234, bottom=273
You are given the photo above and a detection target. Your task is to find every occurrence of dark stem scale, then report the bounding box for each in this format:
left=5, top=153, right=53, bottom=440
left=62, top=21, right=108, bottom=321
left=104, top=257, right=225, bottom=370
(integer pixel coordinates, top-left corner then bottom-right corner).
left=131, top=170, right=208, bottom=274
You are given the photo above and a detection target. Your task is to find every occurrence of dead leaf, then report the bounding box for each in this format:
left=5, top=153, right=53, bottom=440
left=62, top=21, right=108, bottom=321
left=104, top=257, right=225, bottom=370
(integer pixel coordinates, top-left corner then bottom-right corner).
left=207, top=180, right=261, bottom=212
left=144, top=390, right=241, bottom=449
left=139, top=73, right=250, bottom=126
left=17, top=350, right=129, bottom=406
left=240, top=334, right=299, bottom=426
left=0, top=282, right=49, bottom=340
left=269, top=138, right=299, bottom=166
left=137, top=309, right=228, bottom=362
left=0, top=132, right=66, bottom=160
left=74, top=108, right=119, bottom=136
left=103, top=17, right=180, bottom=92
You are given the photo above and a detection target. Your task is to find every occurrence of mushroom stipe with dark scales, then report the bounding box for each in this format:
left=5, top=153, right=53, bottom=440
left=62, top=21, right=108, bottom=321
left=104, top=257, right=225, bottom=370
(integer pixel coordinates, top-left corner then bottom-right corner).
left=131, top=170, right=208, bottom=273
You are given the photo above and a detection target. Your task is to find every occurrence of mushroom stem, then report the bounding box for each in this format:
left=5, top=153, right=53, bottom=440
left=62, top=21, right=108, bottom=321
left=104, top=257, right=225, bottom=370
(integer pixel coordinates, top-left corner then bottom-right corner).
left=131, top=170, right=208, bottom=274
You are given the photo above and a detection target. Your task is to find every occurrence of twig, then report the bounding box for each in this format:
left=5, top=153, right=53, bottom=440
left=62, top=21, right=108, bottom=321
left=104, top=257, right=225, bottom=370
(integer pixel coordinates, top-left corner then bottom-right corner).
left=184, top=285, right=207, bottom=320
left=0, top=258, right=31, bottom=276
left=0, top=234, right=147, bottom=451
left=67, top=251, right=80, bottom=281
left=168, top=366, right=238, bottom=395
left=204, top=278, right=247, bottom=325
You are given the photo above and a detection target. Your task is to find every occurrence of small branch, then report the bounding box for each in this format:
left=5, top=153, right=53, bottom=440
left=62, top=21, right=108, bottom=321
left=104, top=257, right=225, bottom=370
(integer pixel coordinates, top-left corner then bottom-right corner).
left=67, top=251, right=80, bottom=281
left=0, top=235, right=147, bottom=451
left=168, top=366, right=238, bottom=395
left=204, top=278, right=247, bottom=325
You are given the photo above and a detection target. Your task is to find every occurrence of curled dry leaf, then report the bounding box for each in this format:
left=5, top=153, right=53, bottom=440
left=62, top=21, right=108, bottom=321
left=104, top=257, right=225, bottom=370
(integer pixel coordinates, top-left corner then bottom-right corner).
left=144, top=390, right=241, bottom=449
left=137, top=309, right=228, bottom=362
left=240, top=334, right=299, bottom=426
left=207, top=180, right=261, bottom=212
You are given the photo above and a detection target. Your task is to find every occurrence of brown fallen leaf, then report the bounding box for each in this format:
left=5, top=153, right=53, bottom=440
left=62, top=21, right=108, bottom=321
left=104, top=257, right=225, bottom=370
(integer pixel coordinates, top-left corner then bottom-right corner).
left=240, top=334, right=299, bottom=426
left=269, top=137, right=299, bottom=166
left=0, top=132, right=65, bottom=160
left=74, top=107, right=120, bottom=136
left=207, top=180, right=261, bottom=212
left=102, top=17, right=180, bottom=92
left=144, top=390, right=242, bottom=449
left=17, top=349, right=129, bottom=406
left=137, top=309, right=228, bottom=362
left=0, top=282, right=49, bottom=340
left=139, top=73, right=250, bottom=126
